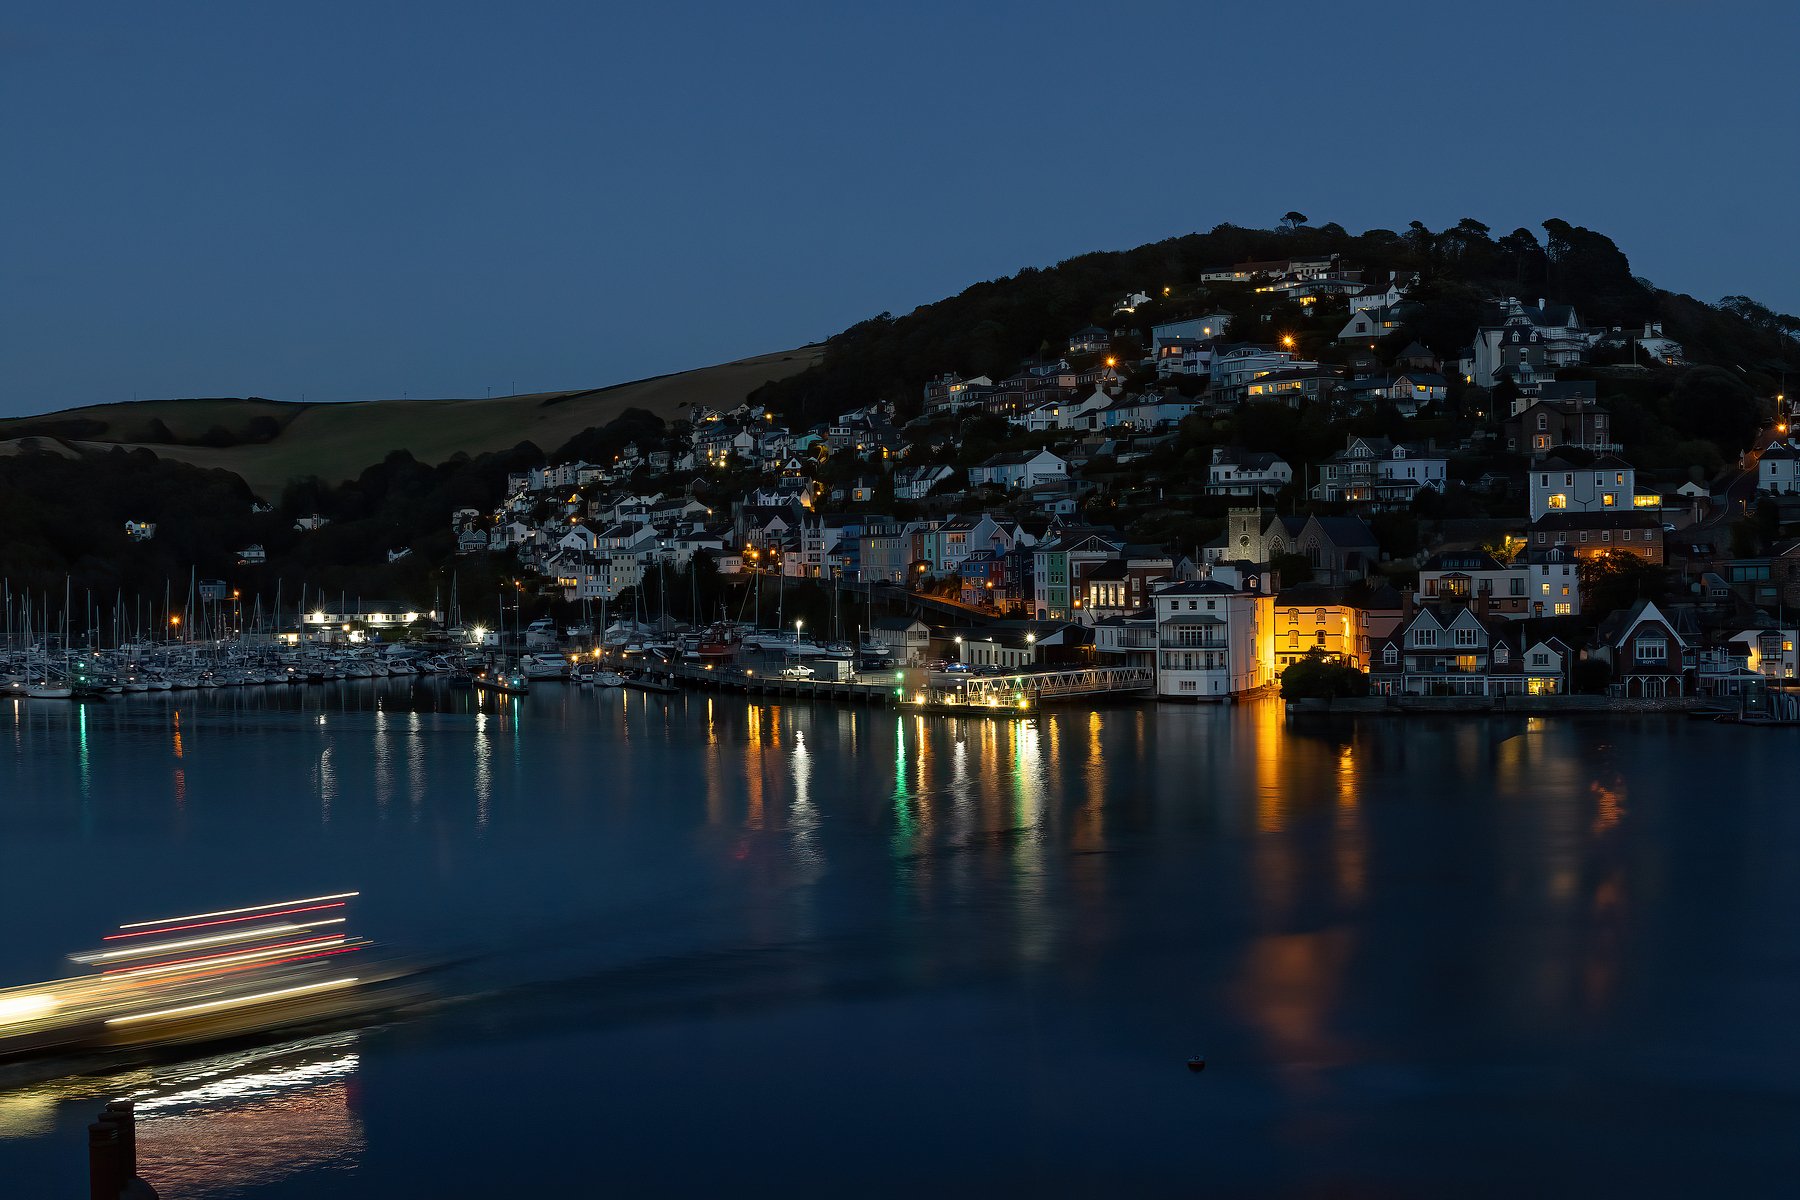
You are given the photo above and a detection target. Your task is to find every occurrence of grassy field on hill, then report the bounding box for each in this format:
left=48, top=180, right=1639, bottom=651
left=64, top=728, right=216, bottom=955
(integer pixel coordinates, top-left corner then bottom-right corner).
left=0, top=348, right=819, bottom=497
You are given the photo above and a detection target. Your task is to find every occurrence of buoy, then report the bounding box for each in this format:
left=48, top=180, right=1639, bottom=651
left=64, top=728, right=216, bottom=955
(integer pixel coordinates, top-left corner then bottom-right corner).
left=1186, top=1056, right=1206, bottom=1072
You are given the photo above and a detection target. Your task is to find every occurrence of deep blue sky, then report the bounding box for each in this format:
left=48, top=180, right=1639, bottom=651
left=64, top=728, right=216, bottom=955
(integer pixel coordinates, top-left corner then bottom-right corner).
left=3, top=1, right=1795, bottom=417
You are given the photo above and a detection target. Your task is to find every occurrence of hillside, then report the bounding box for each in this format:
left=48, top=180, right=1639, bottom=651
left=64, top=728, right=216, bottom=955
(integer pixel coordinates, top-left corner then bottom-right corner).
left=749, top=220, right=1800, bottom=426
left=0, top=348, right=820, bottom=498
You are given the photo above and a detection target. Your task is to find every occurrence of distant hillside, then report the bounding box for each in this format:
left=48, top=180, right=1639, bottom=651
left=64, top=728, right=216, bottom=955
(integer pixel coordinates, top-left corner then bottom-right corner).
left=749, top=219, right=1800, bottom=426
left=0, top=348, right=820, bottom=497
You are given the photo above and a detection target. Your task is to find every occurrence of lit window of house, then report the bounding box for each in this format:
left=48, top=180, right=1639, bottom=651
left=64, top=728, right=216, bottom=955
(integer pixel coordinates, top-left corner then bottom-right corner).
left=1602, top=493, right=1616, bottom=507
left=1548, top=494, right=1568, bottom=509
left=1554, top=603, right=1571, bottom=615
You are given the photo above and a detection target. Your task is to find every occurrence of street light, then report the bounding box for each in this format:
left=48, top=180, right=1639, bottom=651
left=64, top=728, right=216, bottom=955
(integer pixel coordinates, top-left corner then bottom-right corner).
left=954, top=634, right=962, bottom=663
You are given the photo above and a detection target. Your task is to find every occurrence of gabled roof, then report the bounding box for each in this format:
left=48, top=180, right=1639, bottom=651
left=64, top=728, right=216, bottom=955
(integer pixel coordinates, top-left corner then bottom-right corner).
left=1309, top=516, right=1379, bottom=548
left=1594, top=597, right=1687, bottom=650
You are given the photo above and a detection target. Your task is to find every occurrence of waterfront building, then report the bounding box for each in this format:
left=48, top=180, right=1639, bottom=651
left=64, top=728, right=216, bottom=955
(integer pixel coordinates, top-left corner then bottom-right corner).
left=1151, top=579, right=1273, bottom=700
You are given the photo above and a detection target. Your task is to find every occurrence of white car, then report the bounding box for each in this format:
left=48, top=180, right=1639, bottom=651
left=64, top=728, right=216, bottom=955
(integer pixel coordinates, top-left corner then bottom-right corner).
left=780, top=665, right=815, bottom=678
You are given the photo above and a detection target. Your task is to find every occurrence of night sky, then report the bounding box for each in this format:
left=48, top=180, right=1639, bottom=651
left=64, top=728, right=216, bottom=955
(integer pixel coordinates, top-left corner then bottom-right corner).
left=3, top=0, right=1794, bottom=416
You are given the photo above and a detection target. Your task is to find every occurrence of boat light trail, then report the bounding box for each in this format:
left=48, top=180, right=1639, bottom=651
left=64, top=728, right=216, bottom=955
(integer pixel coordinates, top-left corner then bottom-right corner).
left=116, top=892, right=360, bottom=931
left=103, top=935, right=350, bottom=978
left=76, top=920, right=345, bottom=964
left=104, top=901, right=352, bottom=941
left=106, top=977, right=361, bottom=1027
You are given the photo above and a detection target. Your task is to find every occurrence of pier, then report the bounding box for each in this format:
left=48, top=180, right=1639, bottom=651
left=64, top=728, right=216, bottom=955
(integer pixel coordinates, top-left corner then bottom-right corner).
left=648, top=661, right=1156, bottom=714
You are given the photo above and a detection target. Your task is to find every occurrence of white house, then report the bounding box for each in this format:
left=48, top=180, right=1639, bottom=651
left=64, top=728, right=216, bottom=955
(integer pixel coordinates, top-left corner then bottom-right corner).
left=1151, top=579, right=1273, bottom=700
left=1206, top=448, right=1292, bottom=496
left=1311, top=437, right=1447, bottom=505
left=1337, top=309, right=1400, bottom=344
left=558, top=525, right=598, bottom=555
left=894, top=463, right=955, bottom=501
left=1528, top=455, right=1637, bottom=521
left=968, top=450, right=1067, bottom=491
left=1758, top=441, right=1799, bottom=495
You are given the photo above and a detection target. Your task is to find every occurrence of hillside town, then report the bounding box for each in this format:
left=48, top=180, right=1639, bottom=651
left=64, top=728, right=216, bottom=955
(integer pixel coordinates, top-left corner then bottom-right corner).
left=438, top=251, right=1800, bottom=706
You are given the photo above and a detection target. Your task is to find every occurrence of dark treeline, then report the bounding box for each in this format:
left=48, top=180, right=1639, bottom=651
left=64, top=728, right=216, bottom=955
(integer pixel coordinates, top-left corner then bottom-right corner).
left=0, top=408, right=689, bottom=611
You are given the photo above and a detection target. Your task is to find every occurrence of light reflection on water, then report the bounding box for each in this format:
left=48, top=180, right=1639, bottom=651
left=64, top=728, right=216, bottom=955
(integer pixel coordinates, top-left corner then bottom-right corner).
left=1, top=682, right=1797, bottom=1194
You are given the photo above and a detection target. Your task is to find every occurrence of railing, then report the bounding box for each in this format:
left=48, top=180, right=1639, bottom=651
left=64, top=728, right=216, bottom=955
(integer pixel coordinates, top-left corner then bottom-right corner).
left=959, top=666, right=1155, bottom=701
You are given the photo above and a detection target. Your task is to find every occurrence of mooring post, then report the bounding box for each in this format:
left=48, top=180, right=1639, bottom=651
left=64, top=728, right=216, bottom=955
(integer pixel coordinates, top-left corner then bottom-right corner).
left=88, top=1120, right=125, bottom=1200
left=101, top=1100, right=138, bottom=1179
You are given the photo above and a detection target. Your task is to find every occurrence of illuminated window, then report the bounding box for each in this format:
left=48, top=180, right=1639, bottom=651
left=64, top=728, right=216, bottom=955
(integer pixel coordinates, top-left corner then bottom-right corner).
left=1555, top=603, right=1571, bottom=615
left=1547, top=494, right=1568, bottom=509
left=1602, top=493, right=1616, bottom=507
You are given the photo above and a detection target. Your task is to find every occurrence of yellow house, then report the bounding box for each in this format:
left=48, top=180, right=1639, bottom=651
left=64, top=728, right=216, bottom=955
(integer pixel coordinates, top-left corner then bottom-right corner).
left=1272, top=598, right=1367, bottom=672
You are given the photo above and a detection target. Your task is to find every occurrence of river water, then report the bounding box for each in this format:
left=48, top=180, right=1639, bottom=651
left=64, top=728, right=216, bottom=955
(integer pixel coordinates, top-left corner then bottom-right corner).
left=0, top=683, right=1795, bottom=1197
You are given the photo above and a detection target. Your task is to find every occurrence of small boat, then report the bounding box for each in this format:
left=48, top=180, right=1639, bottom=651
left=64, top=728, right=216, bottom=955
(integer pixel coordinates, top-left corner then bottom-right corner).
left=621, top=673, right=678, bottom=695
left=519, top=653, right=569, bottom=681
left=472, top=669, right=529, bottom=696
left=595, top=671, right=625, bottom=688
left=24, top=683, right=73, bottom=700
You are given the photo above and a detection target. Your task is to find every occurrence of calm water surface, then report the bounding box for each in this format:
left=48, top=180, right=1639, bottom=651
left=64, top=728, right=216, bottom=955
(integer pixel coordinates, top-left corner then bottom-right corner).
left=0, top=684, right=1796, bottom=1197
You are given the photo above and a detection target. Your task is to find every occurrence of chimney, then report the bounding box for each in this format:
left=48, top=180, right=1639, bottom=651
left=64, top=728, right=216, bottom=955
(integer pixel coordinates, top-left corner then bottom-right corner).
left=1402, top=589, right=1416, bottom=620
